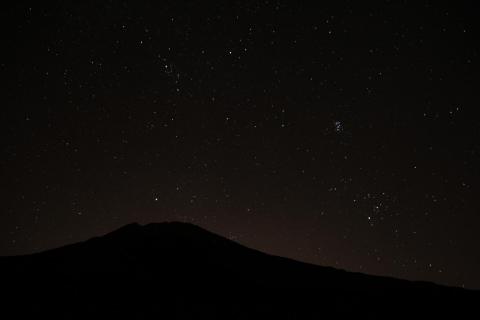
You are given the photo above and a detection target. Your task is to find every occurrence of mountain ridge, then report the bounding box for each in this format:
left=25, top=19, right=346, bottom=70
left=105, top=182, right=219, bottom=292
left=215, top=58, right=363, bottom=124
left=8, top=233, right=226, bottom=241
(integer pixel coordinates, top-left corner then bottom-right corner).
left=1, top=221, right=476, bottom=319
left=0, top=221, right=465, bottom=289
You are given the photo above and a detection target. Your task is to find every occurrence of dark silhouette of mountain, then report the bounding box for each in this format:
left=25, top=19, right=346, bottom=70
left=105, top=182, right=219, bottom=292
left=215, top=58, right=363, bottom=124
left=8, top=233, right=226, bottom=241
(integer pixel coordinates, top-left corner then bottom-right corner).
left=1, top=222, right=477, bottom=319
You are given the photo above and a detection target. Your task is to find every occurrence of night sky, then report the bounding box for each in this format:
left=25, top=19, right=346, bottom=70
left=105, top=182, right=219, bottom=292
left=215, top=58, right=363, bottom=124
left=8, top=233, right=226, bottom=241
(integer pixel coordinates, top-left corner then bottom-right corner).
left=2, top=1, right=479, bottom=289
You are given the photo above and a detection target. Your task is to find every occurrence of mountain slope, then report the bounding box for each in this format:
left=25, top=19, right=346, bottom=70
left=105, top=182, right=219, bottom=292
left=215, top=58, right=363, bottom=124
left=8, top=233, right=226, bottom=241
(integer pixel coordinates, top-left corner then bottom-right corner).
left=0, top=222, right=476, bottom=319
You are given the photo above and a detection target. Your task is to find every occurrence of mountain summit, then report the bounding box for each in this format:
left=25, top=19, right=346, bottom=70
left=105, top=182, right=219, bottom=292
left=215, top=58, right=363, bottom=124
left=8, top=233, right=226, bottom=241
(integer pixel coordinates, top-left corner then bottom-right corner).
left=1, top=222, right=475, bottom=319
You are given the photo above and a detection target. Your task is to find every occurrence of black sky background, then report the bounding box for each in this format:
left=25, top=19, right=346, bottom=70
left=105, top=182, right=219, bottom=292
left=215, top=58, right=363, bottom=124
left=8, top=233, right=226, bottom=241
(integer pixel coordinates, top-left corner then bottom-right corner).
left=1, top=0, right=479, bottom=289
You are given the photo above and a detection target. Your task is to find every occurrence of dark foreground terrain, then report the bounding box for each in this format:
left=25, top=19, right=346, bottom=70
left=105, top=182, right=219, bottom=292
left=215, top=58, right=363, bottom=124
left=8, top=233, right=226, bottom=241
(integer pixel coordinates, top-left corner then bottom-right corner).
left=1, top=222, right=477, bottom=319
